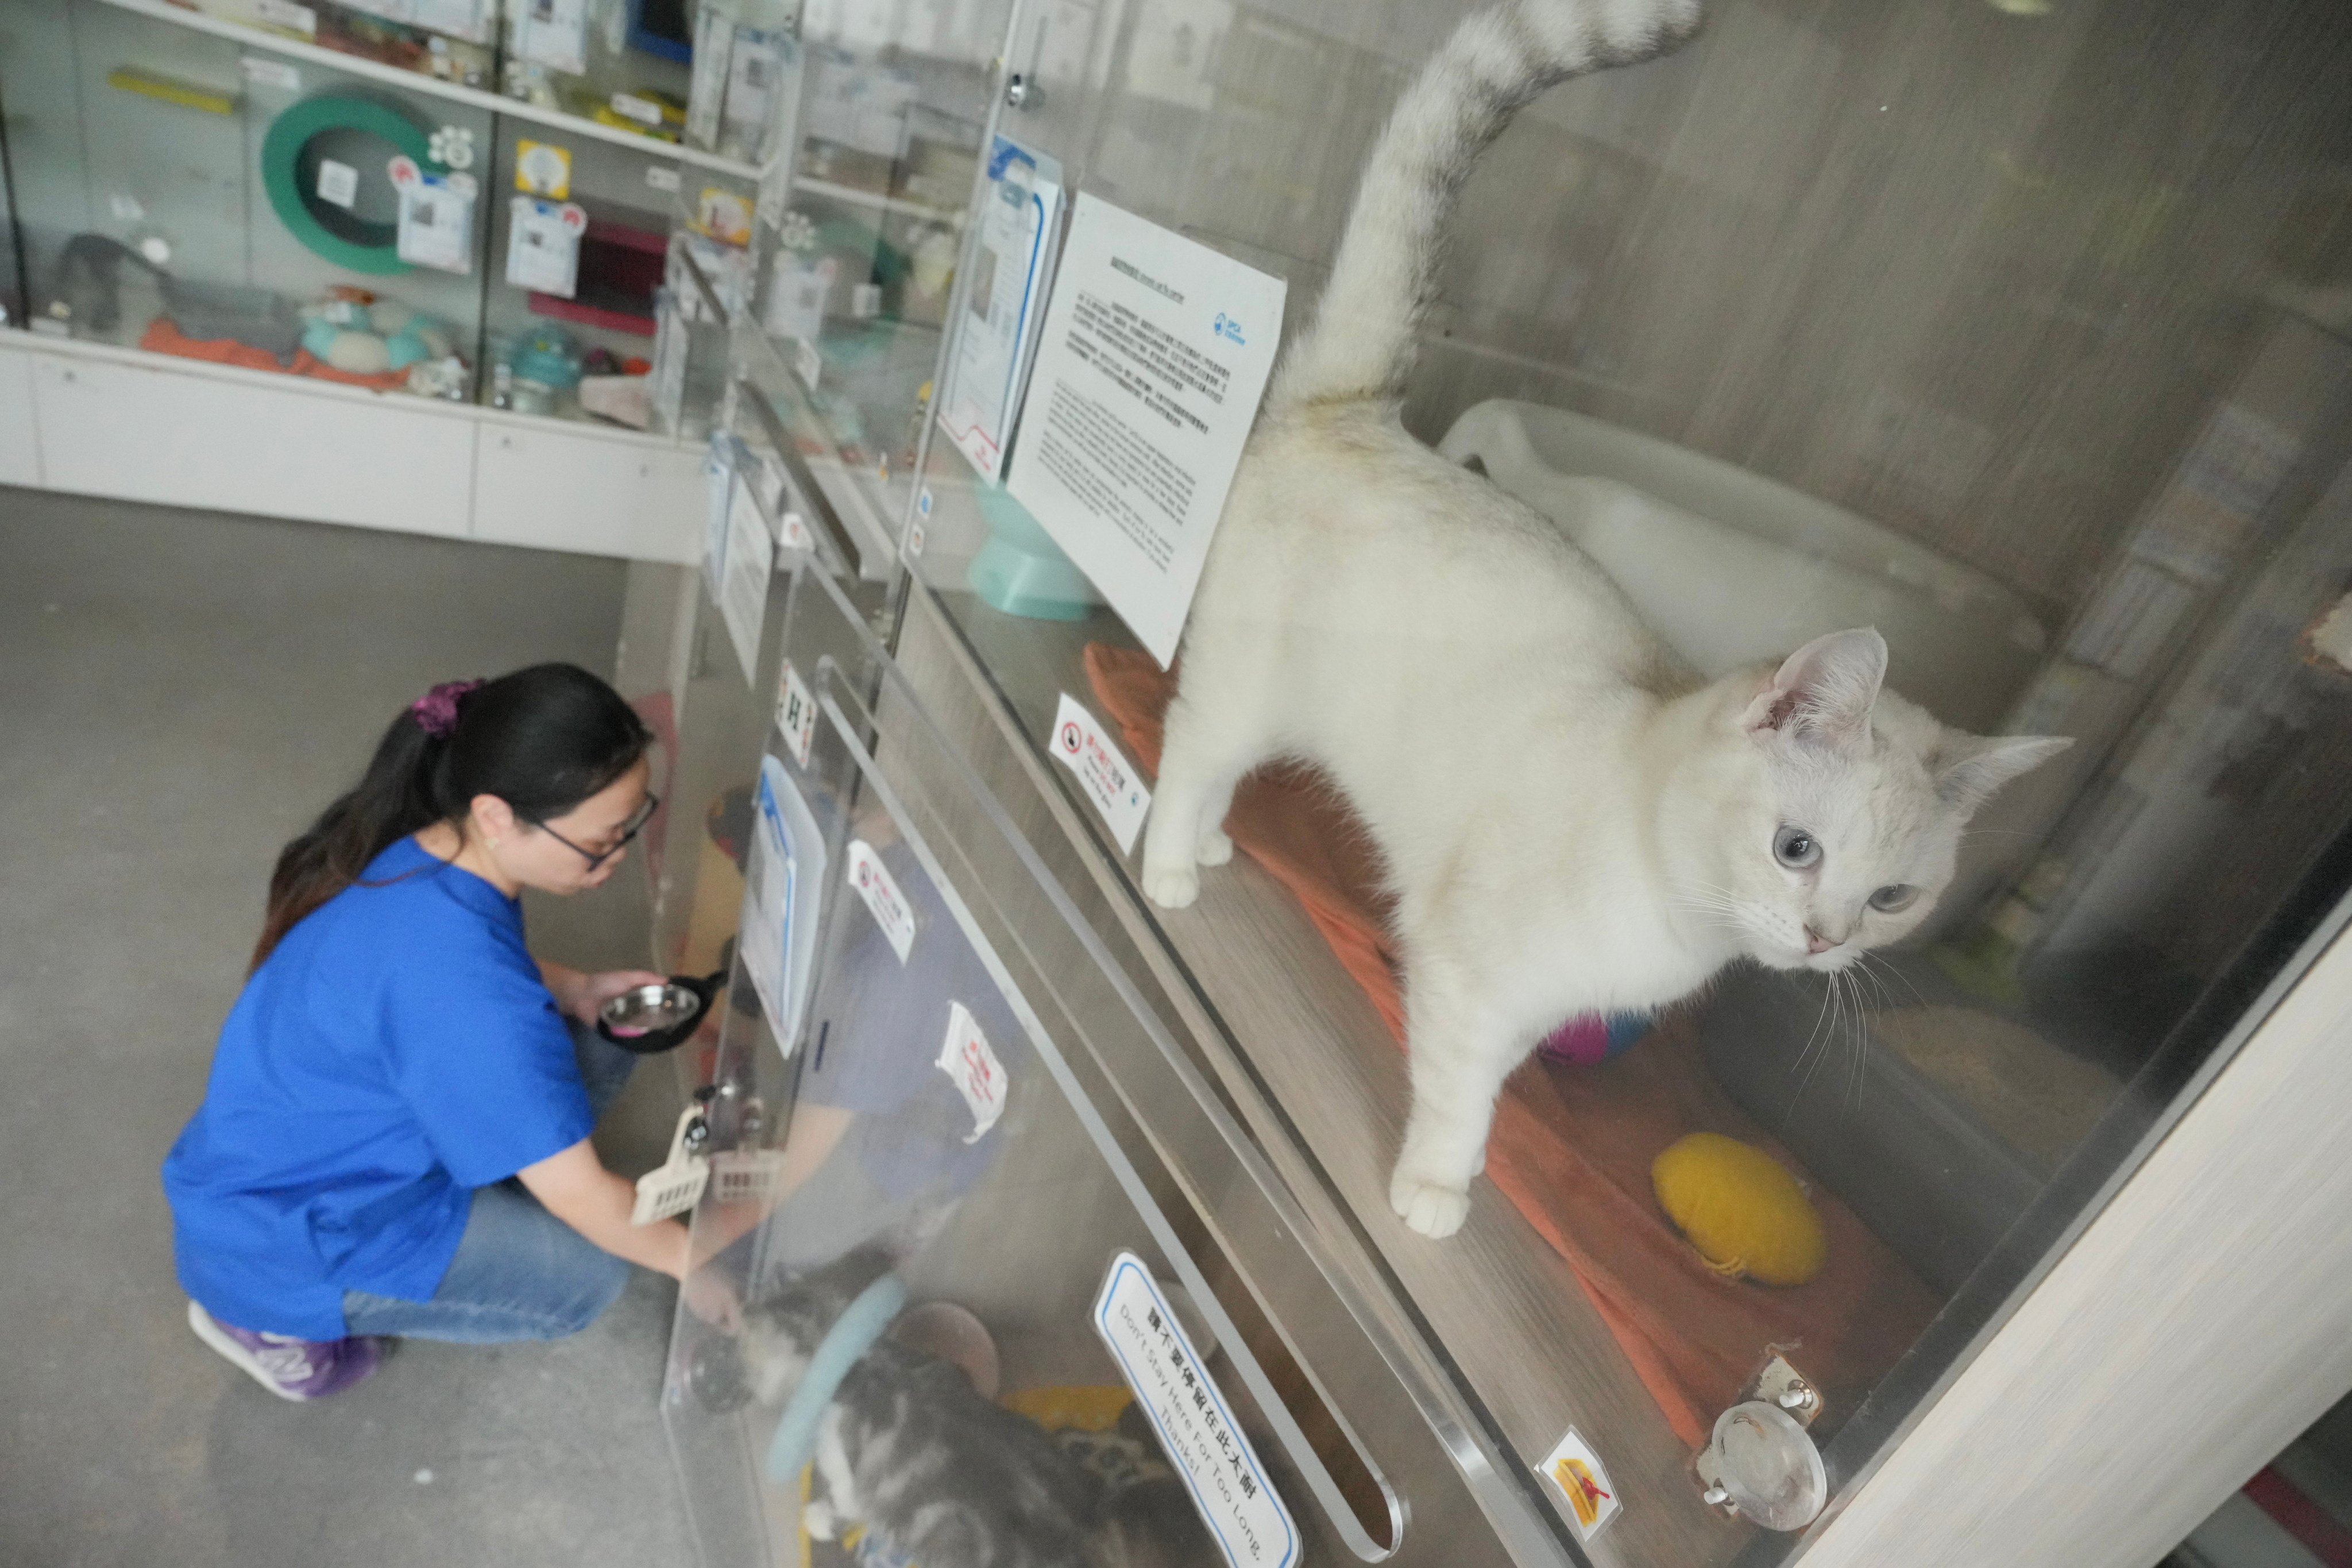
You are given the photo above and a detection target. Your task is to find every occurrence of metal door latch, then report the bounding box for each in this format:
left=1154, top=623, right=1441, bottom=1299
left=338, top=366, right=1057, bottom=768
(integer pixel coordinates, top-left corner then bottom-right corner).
left=1696, top=1355, right=1829, bottom=1531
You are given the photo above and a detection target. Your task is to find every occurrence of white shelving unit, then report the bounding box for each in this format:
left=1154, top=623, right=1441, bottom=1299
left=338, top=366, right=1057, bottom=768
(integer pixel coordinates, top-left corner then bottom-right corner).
left=0, top=328, right=703, bottom=562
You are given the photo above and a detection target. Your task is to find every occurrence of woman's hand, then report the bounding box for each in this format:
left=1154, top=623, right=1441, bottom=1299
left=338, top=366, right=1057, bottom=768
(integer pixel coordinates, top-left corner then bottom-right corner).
left=547, top=965, right=669, bottom=1027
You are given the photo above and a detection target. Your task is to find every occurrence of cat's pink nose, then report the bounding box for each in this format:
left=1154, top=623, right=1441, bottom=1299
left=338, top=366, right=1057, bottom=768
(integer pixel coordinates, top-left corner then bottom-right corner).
left=1805, top=927, right=1837, bottom=955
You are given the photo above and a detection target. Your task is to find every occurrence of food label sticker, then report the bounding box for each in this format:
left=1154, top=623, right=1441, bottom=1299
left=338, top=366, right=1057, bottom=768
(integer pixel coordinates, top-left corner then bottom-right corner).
left=845, top=840, right=915, bottom=963
left=516, top=0, right=588, bottom=74
left=257, top=0, right=317, bottom=34
left=935, top=1002, right=1009, bottom=1144
left=395, top=168, right=476, bottom=274
left=1536, top=1428, right=1621, bottom=1542
left=514, top=139, right=572, bottom=198
left=775, top=660, right=817, bottom=768
left=505, top=197, right=585, bottom=296
left=1050, top=693, right=1152, bottom=854
left=719, top=472, right=776, bottom=683
left=316, top=159, right=358, bottom=209
left=1093, top=1254, right=1297, bottom=1568
left=240, top=55, right=300, bottom=91
left=609, top=91, right=665, bottom=128
left=727, top=460, right=770, bottom=554
left=646, top=164, right=681, bottom=193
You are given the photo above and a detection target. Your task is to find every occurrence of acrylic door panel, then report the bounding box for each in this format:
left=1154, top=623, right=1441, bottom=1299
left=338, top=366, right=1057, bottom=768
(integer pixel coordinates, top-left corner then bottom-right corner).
left=890, top=0, right=2352, bottom=1562
left=713, top=0, right=1008, bottom=580
left=658, top=557, right=1636, bottom=1567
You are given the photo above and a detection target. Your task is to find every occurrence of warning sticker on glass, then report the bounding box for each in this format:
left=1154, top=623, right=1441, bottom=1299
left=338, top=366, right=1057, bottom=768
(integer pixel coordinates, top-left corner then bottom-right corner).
left=1094, top=1254, right=1297, bottom=1568
left=936, top=1002, right=1009, bottom=1144
left=1050, top=693, right=1152, bottom=854
left=845, top=840, right=915, bottom=963
left=1536, top=1427, right=1621, bottom=1542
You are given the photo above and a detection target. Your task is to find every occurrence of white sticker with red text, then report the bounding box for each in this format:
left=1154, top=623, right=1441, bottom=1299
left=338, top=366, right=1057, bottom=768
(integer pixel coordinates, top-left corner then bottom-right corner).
left=935, top=1003, right=1009, bottom=1144
left=1051, top=693, right=1152, bottom=854
left=845, top=839, right=915, bottom=964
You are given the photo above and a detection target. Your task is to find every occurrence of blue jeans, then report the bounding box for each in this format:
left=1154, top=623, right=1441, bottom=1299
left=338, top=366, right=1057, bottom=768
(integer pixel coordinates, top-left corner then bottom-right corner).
left=342, top=1021, right=639, bottom=1343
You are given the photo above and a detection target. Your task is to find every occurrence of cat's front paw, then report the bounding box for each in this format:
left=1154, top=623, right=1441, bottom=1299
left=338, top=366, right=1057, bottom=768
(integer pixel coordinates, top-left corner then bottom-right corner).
left=1141, top=860, right=1200, bottom=909
left=1389, top=1169, right=1470, bottom=1238
left=803, top=1501, right=836, bottom=1540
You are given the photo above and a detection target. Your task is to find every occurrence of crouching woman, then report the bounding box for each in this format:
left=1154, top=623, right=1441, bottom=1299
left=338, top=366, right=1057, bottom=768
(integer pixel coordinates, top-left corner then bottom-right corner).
left=164, top=663, right=732, bottom=1401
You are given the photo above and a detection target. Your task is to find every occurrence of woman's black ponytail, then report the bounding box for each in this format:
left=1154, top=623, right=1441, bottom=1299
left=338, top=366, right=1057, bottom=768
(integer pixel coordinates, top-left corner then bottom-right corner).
left=250, top=663, right=650, bottom=970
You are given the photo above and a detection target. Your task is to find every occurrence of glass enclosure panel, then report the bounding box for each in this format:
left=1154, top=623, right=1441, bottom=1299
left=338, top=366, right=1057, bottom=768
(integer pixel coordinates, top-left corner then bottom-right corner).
left=0, top=0, right=732, bottom=434
left=662, top=559, right=1404, bottom=1568
left=724, top=0, right=1009, bottom=570
left=897, top=0, right=2352, bottom=1561
left=4, top=0, right=493, bottom=399
left=482, top=115, right=671, bottom=422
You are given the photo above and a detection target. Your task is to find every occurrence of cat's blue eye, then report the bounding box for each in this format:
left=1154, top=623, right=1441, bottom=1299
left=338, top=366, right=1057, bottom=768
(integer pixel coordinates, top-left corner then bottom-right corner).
left=1773, top=827, right=1821, bottom=870
left=1870, top=883, right=1920, bottom=913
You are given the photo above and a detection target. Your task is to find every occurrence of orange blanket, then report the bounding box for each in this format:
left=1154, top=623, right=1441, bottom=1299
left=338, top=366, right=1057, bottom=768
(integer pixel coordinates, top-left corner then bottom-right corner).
left=140, top=318, right=413, bottom=392
left=1086, top=644, right=1938, bottom=1449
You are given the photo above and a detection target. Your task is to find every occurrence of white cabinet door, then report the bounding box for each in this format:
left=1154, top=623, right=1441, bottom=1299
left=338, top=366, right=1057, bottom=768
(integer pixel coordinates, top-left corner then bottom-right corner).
left=0, top=350, right=40, bottom=487
left=28, top=354, right=473, bottom=536
left=471, top=422, right=701, bottom=565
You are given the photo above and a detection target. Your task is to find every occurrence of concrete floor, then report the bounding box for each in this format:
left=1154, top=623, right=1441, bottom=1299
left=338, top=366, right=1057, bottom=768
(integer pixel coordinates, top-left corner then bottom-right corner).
left=0, top=488, right=699, bottom=1567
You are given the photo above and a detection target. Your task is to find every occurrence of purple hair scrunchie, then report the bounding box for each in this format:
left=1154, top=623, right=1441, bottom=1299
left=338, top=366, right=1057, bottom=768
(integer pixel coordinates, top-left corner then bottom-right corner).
left=408, top=678, right=482, bottom=739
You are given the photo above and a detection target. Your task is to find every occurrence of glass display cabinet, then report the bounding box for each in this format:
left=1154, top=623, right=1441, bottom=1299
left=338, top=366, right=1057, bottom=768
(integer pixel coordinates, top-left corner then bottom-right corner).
left=0, top=0, right=747, bottom=432
left=641, top=0, right=2352, bottom=1565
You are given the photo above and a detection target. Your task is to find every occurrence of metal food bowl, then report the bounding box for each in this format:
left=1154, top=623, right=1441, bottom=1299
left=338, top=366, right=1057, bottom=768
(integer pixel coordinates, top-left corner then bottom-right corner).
left=601, top=983, right=703, bottom=1034
left=596, top=971, right=724, bottom=1055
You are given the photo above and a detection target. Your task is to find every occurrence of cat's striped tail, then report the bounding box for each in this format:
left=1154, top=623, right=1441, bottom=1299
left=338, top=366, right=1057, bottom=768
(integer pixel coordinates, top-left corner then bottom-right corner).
left=1265, top=0, right=1701, bottom=414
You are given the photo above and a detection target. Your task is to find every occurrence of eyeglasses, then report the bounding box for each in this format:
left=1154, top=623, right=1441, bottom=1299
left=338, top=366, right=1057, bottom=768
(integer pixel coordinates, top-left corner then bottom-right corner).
left=532, top=793, right=660, bottom=871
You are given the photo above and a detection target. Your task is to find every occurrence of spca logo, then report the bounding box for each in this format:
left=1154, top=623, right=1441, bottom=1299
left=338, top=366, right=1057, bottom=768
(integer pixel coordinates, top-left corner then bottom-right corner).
left=1212, top=313, right=1246, bottom=346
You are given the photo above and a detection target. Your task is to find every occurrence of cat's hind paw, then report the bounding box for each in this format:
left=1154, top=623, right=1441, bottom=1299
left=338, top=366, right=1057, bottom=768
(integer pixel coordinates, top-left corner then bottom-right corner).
left=803, top=1501, right=836, bottom=1541
left=1196, top=829, right=1234, bottom=867
left=1141, top=860, right=1200, bottom=909
left=1390, top=1170, right=1470, bottom=1238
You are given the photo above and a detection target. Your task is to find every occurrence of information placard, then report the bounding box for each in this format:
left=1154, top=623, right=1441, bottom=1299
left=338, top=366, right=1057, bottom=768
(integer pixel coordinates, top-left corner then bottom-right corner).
left=1092, top=1253, right=1297, bottom=1568
left=1006, top=196, right=1284, bottom=665
left=937, top=138, right=1063, bottom=482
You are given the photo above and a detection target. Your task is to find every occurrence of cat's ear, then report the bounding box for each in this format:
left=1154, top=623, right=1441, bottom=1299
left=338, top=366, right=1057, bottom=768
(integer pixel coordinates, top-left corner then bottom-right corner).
left=1741, top=628, right=1888, bottom=750
left=1934, top=731, right=2073, bottom=811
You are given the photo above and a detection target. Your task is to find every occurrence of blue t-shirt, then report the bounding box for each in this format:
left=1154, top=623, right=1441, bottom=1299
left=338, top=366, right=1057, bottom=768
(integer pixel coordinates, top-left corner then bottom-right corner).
left=162, top=837, right=592, bottom=1339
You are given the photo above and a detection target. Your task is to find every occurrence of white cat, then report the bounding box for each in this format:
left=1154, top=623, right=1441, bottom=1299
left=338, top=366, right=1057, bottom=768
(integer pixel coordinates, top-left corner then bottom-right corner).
left=1139, top=0, right=2069, bottom=1238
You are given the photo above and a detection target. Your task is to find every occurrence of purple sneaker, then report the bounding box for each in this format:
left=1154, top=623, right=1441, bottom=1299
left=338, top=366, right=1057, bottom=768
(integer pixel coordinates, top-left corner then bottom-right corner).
left=186, top=1300, right=384, bottom=1402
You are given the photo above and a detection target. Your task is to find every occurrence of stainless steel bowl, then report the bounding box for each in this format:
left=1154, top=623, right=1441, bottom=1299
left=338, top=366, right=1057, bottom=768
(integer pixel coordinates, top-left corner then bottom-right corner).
left=600, top=983, right=704, bottom=1034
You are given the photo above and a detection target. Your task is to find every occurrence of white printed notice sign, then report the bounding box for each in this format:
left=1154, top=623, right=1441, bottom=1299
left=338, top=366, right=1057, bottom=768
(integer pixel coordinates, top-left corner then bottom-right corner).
left=1093, top=1253, right=1297, bottom=1568
left=1006, top=195, right=1285, bottom=666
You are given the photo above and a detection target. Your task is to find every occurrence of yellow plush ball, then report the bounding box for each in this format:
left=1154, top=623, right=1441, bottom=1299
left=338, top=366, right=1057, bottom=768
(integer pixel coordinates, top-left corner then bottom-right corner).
left=1651, top=1133, right=1828, bottom=1287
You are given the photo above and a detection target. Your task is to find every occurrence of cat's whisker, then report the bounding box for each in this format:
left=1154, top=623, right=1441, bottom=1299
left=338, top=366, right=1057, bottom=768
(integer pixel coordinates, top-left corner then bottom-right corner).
left=1859, top=949, right=1928, bottom=1009
left=1789, top=975, right=1840, bottom=1110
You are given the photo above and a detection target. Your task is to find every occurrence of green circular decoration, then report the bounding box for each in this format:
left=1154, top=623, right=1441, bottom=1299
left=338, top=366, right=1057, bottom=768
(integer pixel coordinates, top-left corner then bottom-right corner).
left=260, top=95, right=435, bottom=276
